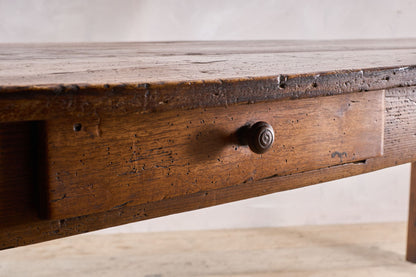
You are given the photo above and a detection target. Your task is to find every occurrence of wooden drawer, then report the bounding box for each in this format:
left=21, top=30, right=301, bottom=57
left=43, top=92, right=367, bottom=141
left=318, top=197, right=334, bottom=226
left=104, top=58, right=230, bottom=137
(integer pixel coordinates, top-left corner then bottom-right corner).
left=38, top=90, right=384, bottom=219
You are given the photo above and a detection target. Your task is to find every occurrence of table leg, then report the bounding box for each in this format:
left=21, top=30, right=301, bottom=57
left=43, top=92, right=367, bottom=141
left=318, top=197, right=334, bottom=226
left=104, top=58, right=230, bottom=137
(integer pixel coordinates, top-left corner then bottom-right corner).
left=407, top=162, right=416, bottom=262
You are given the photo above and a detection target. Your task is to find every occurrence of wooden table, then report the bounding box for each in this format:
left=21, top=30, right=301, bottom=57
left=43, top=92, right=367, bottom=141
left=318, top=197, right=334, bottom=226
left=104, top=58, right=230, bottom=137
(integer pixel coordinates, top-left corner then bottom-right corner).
left=1, top=40, right=416, bottom=262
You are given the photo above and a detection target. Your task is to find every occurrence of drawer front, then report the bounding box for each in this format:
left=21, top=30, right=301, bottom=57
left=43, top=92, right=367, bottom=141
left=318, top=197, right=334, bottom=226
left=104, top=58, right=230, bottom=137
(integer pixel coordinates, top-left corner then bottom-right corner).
left=42, top=90, right=384, bottom=219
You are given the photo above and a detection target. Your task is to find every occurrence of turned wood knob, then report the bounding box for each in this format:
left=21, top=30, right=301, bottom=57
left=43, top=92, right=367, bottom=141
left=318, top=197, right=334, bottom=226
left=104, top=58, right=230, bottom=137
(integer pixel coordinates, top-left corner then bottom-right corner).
left=237, top=121, right=275, bottom=154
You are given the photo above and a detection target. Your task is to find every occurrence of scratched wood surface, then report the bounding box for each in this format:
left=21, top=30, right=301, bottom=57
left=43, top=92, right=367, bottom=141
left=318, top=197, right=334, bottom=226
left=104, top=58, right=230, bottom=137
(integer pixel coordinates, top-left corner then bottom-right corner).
left=1, top=40, right=416, bottom=125
left=1, top=39, right=416, bottom=86
left=1, top=40, right=416, bottom=249
left=42, top=90, right=383, bottom=219
left=0, top=86, right=415, bottom=249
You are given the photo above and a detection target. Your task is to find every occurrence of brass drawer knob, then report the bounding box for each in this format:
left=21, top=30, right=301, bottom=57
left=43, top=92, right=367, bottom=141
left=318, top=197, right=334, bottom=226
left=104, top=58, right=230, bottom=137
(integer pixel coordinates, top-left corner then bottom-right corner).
left=238, top=121, right=275, bottom=154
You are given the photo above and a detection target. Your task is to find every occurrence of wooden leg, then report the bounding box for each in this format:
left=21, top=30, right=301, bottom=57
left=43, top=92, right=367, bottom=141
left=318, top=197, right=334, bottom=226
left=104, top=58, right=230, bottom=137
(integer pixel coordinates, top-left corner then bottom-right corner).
left=407, top=162, right=416, bottom=262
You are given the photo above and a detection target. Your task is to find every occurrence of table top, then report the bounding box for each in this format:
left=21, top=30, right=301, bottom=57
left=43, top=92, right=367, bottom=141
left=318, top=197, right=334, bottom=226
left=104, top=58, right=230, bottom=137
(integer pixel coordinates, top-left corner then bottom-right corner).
left=1, top=39, right=416, bottom=87
left=2, top=39, right=416, bottom=121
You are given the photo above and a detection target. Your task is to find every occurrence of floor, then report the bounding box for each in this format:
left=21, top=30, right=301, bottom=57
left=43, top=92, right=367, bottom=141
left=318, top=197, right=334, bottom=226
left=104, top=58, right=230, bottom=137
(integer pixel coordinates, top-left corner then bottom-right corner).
left=1, top=222, right=416, bottom=276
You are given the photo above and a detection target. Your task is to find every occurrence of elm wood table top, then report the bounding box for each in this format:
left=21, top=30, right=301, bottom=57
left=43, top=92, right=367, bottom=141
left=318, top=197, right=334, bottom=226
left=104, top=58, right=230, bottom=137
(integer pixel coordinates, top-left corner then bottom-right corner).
left=1, top=39, right=416, bottom=253
left=1, top=39, right=416, bottom=122
left=1, top=39, right=416, bottom=86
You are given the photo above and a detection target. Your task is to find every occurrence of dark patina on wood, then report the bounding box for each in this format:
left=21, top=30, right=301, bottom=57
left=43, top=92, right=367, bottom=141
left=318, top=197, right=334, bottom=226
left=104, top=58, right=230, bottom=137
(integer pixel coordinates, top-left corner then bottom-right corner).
left=39, top=90, right=383, bottom=220
left=0, top=40, right=416, bottom=251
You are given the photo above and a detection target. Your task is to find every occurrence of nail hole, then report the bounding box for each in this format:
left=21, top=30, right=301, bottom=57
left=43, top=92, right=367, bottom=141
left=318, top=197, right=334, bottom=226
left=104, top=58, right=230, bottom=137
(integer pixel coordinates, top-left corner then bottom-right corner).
left=73, top=123, right=82, bottom=132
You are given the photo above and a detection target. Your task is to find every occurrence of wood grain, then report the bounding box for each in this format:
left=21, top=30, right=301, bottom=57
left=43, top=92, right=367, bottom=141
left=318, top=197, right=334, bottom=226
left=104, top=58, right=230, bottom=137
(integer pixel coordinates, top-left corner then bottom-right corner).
left=1, top=40, right=416, bottom=250
left=41, top=90, right=383, bottom=219
left=1, top=40, right=416, bottom=87
left=1, top=40, right=416, bottom=125
left=0, top=86, right=414, bottom=249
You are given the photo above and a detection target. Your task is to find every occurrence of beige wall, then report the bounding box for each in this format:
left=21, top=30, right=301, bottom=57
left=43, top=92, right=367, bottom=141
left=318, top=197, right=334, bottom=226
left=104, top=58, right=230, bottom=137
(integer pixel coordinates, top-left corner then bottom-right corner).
left=0, top=0, right=414, bottom=231
left=1, top=0, right=416, bottom=42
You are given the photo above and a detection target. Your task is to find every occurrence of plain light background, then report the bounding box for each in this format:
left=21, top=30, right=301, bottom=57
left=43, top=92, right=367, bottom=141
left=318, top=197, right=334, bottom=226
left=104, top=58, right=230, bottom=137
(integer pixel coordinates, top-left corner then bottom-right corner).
left=0, top=0, right=414, bottom=232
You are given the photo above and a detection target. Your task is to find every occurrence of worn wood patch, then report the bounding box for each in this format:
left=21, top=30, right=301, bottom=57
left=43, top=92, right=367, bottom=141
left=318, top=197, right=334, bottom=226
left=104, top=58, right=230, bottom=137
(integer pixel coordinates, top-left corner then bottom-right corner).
left=0, top=87, right=415, bottom=249
left=1, top=40, right=416, bottom=124
left=0, top=40, right=416, bottom=250
left=41, top=90, right=384, bottom=219
left=1, top=40, right=416, bottom=87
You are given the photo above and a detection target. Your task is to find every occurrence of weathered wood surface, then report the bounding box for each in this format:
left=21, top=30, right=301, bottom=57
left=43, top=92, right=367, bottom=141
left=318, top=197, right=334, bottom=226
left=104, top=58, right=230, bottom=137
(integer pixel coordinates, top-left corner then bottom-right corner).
left=0, top=86, right=415, bottom=249
left=1, top=39, right=416, bottom=86
left=1, top=40, right=416, bottom=124
left=42, top=90, right=383, bottom=219
left=1, top=40, right=416, bottom=249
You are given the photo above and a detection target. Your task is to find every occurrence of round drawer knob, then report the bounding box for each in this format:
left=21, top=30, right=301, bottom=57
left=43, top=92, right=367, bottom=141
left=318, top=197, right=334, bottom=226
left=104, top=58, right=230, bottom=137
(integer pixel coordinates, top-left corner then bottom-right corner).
left=238, top=121, right=275, bottom=154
